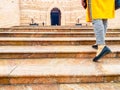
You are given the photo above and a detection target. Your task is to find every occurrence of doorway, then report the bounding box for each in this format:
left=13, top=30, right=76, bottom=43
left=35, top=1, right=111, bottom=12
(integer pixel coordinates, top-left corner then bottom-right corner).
left=51, top=8, right=61, bottom=25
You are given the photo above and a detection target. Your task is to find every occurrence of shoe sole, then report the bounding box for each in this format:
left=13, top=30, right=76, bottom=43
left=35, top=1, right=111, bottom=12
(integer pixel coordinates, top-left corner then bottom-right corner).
left=92, top=45, right=98, bottom=49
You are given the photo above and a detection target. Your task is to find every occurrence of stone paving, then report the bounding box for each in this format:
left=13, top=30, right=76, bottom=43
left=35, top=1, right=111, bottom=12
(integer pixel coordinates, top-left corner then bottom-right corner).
left=0, top=83, right=120, bottom=90
left=0, top=58, right=120, bottom=84
left=0, top=58, right=119, bottom=76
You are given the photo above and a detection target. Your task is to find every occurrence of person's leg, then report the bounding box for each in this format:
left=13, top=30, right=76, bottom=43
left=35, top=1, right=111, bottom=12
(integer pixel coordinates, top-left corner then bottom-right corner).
left=92, top=19, right=108, bottom=49
left=88, top=0, right=111, bottom=62
left=93, top=19, right=105, bottom=45
left=92, top=19, right=111, bottom=62
left=103, top=19, right=108, bottom=36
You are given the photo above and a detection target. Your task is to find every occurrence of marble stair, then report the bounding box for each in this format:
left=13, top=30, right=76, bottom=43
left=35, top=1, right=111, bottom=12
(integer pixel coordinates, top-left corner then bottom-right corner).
left=0, top=26, right=120, bottom=90
left=0, top=45, right=119, bottom=59
left=0, top=32, right=120, bottom=37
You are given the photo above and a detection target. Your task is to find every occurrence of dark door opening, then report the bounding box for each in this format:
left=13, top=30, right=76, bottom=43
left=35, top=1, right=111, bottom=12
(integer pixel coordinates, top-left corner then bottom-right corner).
left=51, top=8, right=61, bottom=26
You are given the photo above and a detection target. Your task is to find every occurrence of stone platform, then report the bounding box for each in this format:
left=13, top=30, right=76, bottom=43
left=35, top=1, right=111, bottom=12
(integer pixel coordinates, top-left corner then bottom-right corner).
left=0, top=58, right=120, bottom=84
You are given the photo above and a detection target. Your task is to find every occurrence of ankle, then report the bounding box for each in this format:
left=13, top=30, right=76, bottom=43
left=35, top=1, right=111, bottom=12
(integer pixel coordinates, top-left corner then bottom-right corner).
left=98, top=45, right=105, bottom=49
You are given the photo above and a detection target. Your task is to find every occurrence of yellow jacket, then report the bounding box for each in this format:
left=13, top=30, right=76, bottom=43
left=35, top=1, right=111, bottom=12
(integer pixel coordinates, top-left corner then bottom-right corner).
left=86, top=0, right=115, bottom=22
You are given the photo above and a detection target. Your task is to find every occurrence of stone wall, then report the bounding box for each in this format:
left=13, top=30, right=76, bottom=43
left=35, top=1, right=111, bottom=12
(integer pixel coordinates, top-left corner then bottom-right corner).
left=20, top=0, right=87, bottom=26
left=19, top=0, right=120, bottom=27
left=0, top=0, right=20, bottom=28
left=0, top=0, right=120, bottom=28
left=108, top=9, right=120, bottom=28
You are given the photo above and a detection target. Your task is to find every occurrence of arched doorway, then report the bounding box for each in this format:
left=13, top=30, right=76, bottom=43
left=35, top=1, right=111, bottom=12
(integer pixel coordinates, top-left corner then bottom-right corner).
left=51, top=8, right=61, bottom=25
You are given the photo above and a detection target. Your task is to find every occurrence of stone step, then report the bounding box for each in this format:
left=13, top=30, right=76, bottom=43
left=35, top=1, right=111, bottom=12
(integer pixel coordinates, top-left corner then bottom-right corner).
left=0, top=37, right=119, bottom=46
left=0, top=83, right=119, bottom=90
left=0, top=45, right=119, bottom=59
left=60, top=83, right=120, bottom=90
left=0, top=32, right=120, bottom=37
left=0, top=26, right=120, bottom=32
left=0, top=27, right=93, bottom=32
left=0, top=58, right=120, bottom=84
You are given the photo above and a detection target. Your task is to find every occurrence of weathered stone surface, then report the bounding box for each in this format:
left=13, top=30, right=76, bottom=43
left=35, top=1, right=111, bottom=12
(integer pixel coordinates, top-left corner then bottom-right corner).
left=60, top=83, right=120, bottom=90
left=0, top=77, right=10, bottom=84
left=0, top=65, right=16, bottom=77
left=0, top=0, right=20, bottom=28
left=0, top=83, right=120, bottom=90
left=0, top=37, right=120, bottom=46
left=0, top=58, right=119, bottom=84
left=0, top=26, right=119, bottom=89
left=0, top=0, right=120, bottom=28
left=0, top=84, right=59, bottom=90
left=0, top=32, right=119, bottom=37
left=0, top=45, right=119, bottom=59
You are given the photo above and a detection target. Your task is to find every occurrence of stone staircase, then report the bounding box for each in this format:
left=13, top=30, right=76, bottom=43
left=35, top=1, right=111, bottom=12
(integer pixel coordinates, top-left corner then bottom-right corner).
left=0, top=26, right=120, bottom=90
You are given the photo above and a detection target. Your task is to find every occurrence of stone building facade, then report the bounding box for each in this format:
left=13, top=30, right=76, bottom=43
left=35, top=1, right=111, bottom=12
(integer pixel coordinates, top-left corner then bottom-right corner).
left=0, top=0, right=120, bottom=28
left=20, top=0, right=86, bottom=26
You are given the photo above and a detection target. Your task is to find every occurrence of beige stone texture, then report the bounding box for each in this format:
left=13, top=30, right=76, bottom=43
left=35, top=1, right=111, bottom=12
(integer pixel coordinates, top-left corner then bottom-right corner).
left=1, top=0, right=120, bottom=28
left=0, top=84, right=59, bottom=90
left=60, top=83, right=120, bottom=90
left=0, top=58, right=119, bottom=84
left=0, top=45, right=119, bottom=59
left=0, top=0, right=20, bottom=28
left=0, top=83, right=120, bottom=90
left=20, top=0, right=85, bottom=26
left=108, top=9, right=120, bottom=28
